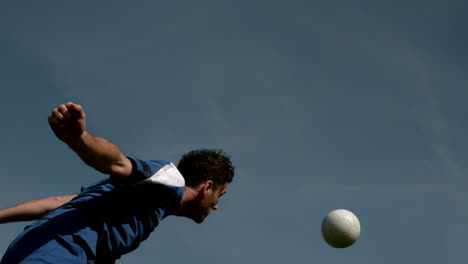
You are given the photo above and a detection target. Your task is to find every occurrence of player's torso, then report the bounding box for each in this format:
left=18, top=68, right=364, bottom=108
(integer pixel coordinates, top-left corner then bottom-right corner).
left=41, top=159, right=185, bottom=261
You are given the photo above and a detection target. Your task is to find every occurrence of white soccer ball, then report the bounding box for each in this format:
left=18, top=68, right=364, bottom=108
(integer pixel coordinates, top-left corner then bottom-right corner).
left=321, top=209, right=361, bottom=248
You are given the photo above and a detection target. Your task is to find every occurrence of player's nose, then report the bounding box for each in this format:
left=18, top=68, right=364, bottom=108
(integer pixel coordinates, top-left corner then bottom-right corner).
left=213, top=204, right=218, bottom=210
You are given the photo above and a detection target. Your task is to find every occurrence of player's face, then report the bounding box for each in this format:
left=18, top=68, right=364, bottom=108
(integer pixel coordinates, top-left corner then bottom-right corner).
left=192, top=182, right=228, bottom=223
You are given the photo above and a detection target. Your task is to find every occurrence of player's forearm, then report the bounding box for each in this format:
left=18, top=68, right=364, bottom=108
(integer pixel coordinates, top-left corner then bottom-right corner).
left=0, top=201, right=44, bottom=223
left=0, top=195, right=76, bottom=224
left=67, top=131, right=131, bottom=177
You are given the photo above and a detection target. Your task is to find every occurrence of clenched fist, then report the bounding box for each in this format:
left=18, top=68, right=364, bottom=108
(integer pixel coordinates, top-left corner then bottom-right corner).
left=48, top=102, right=86, bottom=144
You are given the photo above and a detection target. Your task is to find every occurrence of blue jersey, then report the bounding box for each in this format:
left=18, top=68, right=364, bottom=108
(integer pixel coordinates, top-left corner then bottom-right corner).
left=1, top=157, right=185, bottom=263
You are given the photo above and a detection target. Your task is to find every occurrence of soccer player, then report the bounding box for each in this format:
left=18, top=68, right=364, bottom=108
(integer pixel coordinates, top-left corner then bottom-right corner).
left=0, top=102, right=234, bottom=263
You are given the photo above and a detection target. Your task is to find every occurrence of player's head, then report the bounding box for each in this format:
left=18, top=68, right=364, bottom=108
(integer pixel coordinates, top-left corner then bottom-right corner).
left=178, top=149, right=234, bottom=188
left=177, top=149, right=234, bottom=223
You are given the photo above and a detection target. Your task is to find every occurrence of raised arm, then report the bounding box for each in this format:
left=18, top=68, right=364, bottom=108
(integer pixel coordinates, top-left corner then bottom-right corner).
left=48, top=102, right=133, bottom=182
left=0, top=195, right=77, bottom=224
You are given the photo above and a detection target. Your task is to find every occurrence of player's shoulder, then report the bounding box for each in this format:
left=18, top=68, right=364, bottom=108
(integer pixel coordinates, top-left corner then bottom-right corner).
left=128, top=157, right=185, bottom=187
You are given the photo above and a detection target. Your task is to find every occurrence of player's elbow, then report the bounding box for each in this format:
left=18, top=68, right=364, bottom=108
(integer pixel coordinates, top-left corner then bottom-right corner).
left=50, top=195, right=77, bottom=210
left=109, top=157, right=133, bottom=182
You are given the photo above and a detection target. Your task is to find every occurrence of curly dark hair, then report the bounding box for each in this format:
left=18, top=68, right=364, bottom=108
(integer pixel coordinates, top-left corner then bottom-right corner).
left=177, top=149, right=234, bottom=188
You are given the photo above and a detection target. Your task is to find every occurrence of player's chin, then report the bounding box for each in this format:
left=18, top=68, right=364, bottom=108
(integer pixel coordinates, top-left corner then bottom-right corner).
left=193, top=218, right=204, bottom=224
left=191, top=214, right=208, bottom=224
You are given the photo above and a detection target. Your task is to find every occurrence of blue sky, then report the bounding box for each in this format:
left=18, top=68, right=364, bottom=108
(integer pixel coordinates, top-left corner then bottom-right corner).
left=1, top=0, right=467, bottom=263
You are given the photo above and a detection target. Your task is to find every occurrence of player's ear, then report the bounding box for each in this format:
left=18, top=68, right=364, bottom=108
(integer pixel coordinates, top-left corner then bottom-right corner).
left=202, top=180, right=214, bottom=194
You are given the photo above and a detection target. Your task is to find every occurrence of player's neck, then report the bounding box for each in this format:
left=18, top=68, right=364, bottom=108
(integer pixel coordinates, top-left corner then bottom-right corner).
left=174, top=186, right=199, bottom=217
